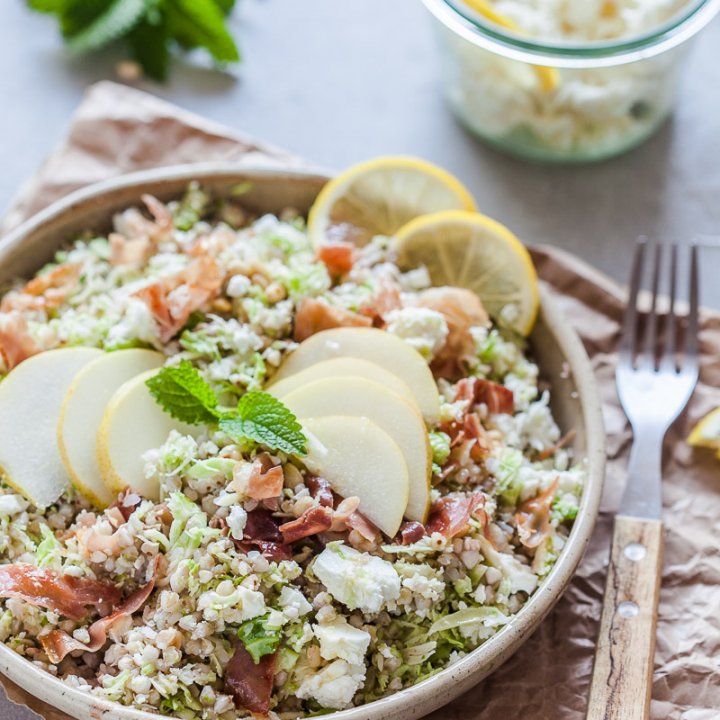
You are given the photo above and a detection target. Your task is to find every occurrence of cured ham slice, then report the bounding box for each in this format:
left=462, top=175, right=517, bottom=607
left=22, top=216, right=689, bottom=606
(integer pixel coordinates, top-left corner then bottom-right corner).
left=316, top=242, right=355, bottom=276
left=279, top=506, right=333, bottom=544
left=425, top=494, right=486, bottom=538
left=293, top=298, right=371, bottom=342
left=0, top=565, right=121, bottom=620
left=134, top=257, right=223, bottom=342
left=225, top=640, right=276, bottom=715
left=0, top=312, right=41, bottom=371
left=39, top=557, right=161, bottom=664
left=515, top=479, right=559, bottom=549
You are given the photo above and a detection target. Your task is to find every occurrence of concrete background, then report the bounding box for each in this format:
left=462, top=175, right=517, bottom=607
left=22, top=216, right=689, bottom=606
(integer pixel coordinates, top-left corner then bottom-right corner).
left=0, top=0, right=719, bottom=716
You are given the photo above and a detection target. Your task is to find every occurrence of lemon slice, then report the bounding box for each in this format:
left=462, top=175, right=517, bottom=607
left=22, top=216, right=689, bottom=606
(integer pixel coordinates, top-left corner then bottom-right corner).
left=394, top=210, right=539, bottom=335
left=687, top=408, right=720, bottom=450
left=307, top=156, right=477, bottom=248
left=463, top=0, right=560, bottom=93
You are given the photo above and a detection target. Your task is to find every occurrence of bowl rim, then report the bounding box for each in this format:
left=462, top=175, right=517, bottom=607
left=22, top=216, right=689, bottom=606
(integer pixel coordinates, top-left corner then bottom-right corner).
left=0, top=162, right=606, bottom=720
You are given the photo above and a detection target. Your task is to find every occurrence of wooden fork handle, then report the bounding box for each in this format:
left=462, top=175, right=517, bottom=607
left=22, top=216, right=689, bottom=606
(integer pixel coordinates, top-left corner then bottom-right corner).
left=586, top=515, right=664, bottom=720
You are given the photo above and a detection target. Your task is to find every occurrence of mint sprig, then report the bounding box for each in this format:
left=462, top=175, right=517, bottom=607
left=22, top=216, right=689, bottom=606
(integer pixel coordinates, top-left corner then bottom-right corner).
left=146, top=363, right=307, bottom=456
left=146, top=360, right=220, bottom=425
left=220, top=392, right=307, bottom=457
left=28, top=0, right=241, bottom=81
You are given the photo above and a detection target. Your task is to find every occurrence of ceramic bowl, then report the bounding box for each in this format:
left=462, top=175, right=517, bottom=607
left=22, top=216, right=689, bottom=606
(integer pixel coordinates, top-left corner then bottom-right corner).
left=0, top=163, right=605, bottom=720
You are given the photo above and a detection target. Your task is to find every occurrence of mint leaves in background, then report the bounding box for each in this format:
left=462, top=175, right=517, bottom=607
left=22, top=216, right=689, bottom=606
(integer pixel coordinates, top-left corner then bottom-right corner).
left=28, top=0, right=241, bottom=81
left=147, top=361, right=308, bottom=456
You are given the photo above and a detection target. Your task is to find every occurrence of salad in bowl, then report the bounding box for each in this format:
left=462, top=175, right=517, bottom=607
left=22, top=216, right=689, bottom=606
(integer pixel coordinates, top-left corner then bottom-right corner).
left=0, top=158, right=597, bottom=719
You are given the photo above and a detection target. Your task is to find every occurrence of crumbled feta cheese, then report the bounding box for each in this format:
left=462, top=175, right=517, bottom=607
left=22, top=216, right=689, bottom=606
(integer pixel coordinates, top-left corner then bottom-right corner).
left=296, top=659, right=366, bottom=709
left=226, top=274, right=252, bottom=298
left=226, top=506, right=247, bottom=541
left=0, top=494, right=28, bottom=515
left=385, top=307, right=448, bottom=360
left=197, top=585, right=265, bottom=621
left=313, top=543, right=401, bottom=614
left=313, top=618, right=371, bottom=666
left=278, top=586, right=312, bottom=618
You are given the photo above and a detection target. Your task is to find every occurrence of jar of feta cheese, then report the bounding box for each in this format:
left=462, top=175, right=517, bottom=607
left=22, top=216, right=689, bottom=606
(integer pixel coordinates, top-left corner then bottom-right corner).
left=422, top=0, right=720, bottom=162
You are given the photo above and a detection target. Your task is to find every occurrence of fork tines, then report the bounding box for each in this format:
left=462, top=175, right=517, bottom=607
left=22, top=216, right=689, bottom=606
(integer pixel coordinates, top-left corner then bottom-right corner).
left=620, top=239, right=699, bottom=375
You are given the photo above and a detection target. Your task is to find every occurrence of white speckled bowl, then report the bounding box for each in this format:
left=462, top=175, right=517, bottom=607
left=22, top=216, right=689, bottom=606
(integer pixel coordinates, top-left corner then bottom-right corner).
left=0, top=164, right=605, bottom=720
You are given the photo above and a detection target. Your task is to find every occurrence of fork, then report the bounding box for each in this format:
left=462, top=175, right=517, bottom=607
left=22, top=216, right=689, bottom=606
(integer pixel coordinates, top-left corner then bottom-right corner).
left=586, top=240, right=699, bottom=720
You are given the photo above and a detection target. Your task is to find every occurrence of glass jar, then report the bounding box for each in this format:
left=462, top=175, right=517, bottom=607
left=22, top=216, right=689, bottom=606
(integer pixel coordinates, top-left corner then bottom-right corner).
left=422, top=0, right=720, bottom=163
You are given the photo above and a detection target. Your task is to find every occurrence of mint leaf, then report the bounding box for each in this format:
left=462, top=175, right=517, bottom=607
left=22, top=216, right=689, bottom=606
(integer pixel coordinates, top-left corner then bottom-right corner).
left=237, top=615, right=281, bottom=664
left=219, top=392, right=307, bottom=456
left=146, top=360, right=220, bottom=425
left=66, top=0, right=148, bottom=54
left=166, top=0, right=240, bottom=62
left=129, top=17, right=169, bottom=81
left=28, top=0, right=67, bottom=12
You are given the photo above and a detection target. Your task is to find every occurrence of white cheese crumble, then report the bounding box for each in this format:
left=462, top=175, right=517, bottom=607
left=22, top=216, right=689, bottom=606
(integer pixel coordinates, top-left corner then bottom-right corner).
left=278, top=586, right=313, bottom=619
left=313, top=543, right=401, bottom=614
left=385, top=307, right=449, bottom=360
left=296, top=659, right=366, bottom=709
left=313, top=618, right=371, bottom=667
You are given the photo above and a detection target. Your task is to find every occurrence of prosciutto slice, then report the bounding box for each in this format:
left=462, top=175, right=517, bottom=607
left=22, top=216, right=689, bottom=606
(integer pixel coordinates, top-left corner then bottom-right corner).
left=279, top=506, right=333, bottom=544
left=225, top=640, right=276, bottom=715
left=0, top=312, right=41, bottom=371
left=0, top=565, right=121, bottom=620
left=316, top=242, right=355, bottom=277
left=425, top=494, right=486, bottom=538
left=305, top=476, right=334, bottom=508
left=293, top=298, right=371, bottom=342
left=236, top=508, right=292, bottom=562
left=454, top=377, right=514, bottom=415
left=417, top=287, right=490, bottom=380
left=246, top=462, right=284, bottom=501
left=515, top=479, right=559, bottom=549
left=396, top=521, right=426, bottom=545
left=39, top=557, right=161, bottom=664
left=134, top=256, right=223, bottom=342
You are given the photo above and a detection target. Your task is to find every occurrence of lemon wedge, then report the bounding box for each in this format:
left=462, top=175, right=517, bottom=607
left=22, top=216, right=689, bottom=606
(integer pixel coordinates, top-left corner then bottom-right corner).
left=307, top=156, right=477, bottom=248
left=687, top=408, right=720, bottom=451
left=394, top=210, right=539, bottom=335
left=463, top=0, right=560, bottom=93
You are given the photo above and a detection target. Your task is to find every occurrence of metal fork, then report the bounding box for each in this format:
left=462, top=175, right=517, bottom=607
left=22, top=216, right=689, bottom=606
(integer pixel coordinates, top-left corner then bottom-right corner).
left=587, top=240, right=699, bottom=720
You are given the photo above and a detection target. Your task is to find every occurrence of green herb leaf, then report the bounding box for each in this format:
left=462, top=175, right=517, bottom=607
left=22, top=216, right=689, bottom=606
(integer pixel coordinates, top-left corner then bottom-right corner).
left=28, top=0, right=67, bottom=13
left=237, top=614, right=281, bottom=664
left=26, top=0, right=241, bottom=80
left=129, top=17, right=169, bottom=81
left=219, top=391, right=307, bottom=456
left=165, top=0, right=240, bottom=62
left=66, top=0, right=148, bottom=54
left=146, top=360, right=220, bottom=425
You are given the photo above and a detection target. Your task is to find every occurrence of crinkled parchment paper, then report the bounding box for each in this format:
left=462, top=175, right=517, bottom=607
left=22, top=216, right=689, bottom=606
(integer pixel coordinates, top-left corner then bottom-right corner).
left=2, top=81, right=719, bottom=720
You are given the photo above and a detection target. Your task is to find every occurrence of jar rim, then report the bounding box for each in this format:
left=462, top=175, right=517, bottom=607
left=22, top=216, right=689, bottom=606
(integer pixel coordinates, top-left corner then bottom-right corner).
left=423, top=0, right=720, bottom=67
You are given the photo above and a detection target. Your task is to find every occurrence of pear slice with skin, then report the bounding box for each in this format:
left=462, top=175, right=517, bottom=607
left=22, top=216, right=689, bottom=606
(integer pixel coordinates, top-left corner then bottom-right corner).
left=266, top=356, right=418, bottom=411
left=58, top=349, right=165, bottom=508
left=281, top=376, right=431, bottom=523
left=0, top=347, right=102, bottom=508
left=97, top=369, right=197, bottom=501
left=302, top=416, right=409, bottom=537
left=270, top=327, right=440, bottom=425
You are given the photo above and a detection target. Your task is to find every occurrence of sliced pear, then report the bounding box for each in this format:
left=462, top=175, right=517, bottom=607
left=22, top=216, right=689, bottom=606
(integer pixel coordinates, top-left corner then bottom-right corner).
left=271, top=327, right=440, bottom=424
left=267, top=357, right=418, bottom=410
left=0, top=348, right=102, bottom=508
left=282, top=376, right=431, bottom=523
left=97, top=369, right=197, bottom=501
left=302, top=416, right=409, bottom=537
left=58, top=349, right=165, bottom=508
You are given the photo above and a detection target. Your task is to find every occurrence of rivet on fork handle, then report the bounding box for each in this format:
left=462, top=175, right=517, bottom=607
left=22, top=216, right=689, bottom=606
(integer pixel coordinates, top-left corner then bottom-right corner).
left=586, top=516, right=664, bottom=720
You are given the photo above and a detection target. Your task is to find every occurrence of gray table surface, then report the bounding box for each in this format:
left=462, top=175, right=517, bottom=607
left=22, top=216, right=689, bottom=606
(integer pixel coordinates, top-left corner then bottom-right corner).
left=1, top=0, right=719, bottom=717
